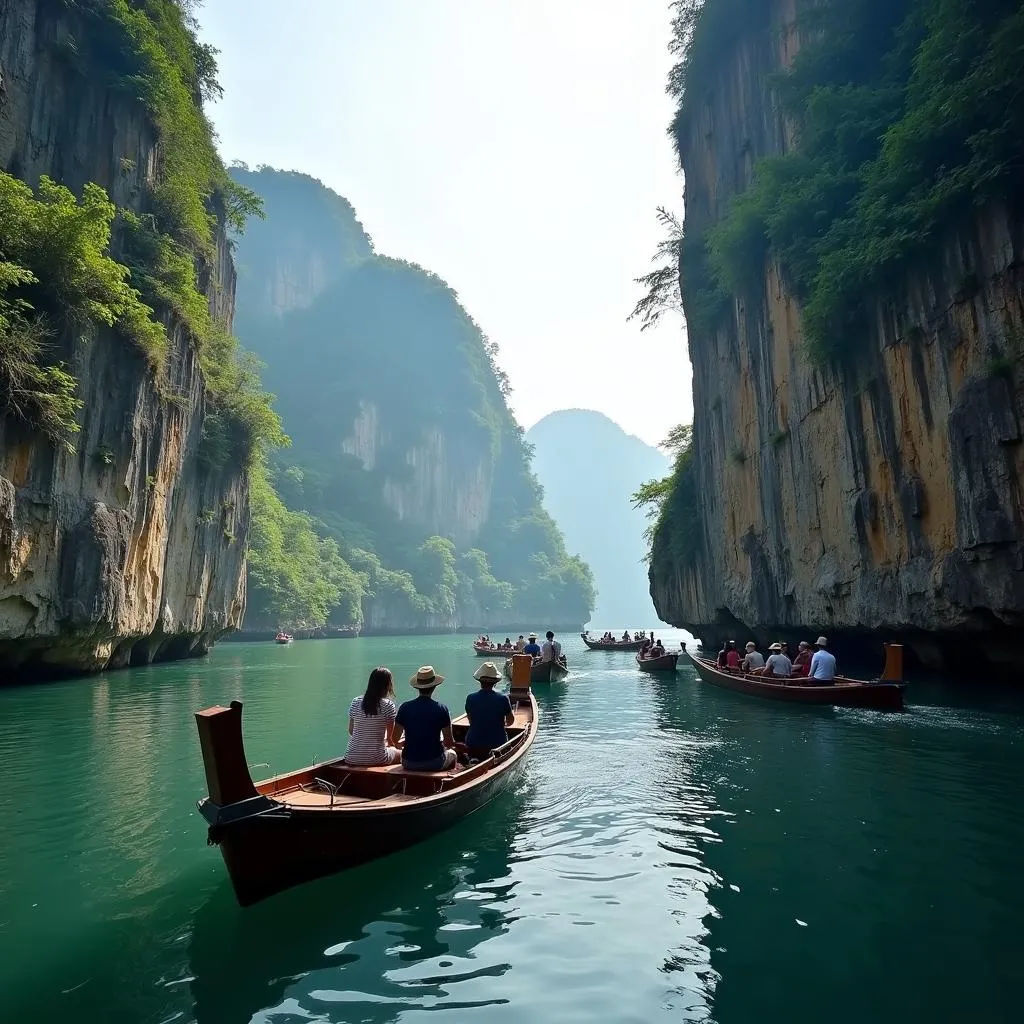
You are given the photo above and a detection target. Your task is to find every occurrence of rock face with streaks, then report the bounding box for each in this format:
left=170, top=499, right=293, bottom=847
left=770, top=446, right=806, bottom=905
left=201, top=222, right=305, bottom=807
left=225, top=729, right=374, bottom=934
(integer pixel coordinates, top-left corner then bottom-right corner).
left=650, top=0, right=1024, bottom=671
left=0, top=0, right=247, bottom=678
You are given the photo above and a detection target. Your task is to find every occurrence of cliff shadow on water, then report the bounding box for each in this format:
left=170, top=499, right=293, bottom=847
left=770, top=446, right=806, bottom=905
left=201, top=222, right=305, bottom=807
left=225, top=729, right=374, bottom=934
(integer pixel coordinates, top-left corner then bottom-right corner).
left=648, top=0, right=1024, bottom=678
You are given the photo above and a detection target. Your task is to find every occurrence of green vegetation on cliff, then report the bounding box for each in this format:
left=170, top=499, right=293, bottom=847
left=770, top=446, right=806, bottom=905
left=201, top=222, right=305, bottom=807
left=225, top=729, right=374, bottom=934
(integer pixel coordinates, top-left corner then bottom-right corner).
left=231, top=167, right=595, bottom=631
left=1, top=1, right=279, bottom=464
left=672, top=0, right=1024, bottom=364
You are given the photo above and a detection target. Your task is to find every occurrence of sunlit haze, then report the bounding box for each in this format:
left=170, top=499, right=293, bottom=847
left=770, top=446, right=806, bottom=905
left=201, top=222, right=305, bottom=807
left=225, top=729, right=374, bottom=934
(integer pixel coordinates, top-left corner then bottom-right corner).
left=199, top=0, right=692, bottom=448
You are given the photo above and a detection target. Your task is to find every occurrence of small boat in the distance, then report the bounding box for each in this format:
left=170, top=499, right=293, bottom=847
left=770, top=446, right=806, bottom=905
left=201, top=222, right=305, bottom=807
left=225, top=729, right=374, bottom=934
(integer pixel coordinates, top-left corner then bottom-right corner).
left=636, top=651, right=679, bottom=673
left=274, top=632, right=293, bottom=645
left=581, top=632, right=645, bottom=652
left=503, top=652, right=569, bottom=684
left=684, top=644, right=906, bottom=711
left=195, top=671, right=539, bottom=906
left=473, top=642, right=514, bottom=657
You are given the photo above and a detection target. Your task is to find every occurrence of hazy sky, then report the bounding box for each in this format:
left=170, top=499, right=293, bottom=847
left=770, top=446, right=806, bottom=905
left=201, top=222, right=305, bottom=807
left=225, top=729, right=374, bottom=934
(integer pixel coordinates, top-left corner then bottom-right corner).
left=199, top=0, right=692, bottom=447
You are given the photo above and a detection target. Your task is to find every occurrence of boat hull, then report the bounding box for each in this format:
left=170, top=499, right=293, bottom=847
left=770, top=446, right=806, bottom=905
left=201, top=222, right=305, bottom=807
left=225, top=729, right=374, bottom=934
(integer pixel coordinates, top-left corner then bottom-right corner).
left=581, top=634, right=645, bottom=651
left=196, top=694, right=537, bottom=906
left=474, top=646, right=514, bottom=657
left=209, top=757, right=527, bottom=906
left=636, top=653, right=679, bottom=673
left=685, top=653, right=905, bottom=710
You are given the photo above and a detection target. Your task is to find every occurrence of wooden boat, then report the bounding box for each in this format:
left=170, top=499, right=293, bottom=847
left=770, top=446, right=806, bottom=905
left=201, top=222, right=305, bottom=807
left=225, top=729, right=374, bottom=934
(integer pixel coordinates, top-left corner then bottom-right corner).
left=503, top=652, right=568, bottom=683
left=474, top=643, right=514, bottom=657
left=274, top=633, right=293, bottom=645
left=581, top=633, right=645, bottom=651
left=636, top=651, right=679, bottom=673
left=195, top=681, right=539, bottom=906
left=683, top=644, right=906, bottom=711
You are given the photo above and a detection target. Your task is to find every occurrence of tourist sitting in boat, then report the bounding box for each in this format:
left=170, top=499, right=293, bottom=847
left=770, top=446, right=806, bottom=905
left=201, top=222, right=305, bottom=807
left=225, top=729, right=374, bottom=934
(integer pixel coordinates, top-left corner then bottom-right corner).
left=622, top=630, right=631, bottom=642
left=741, top=642, right=765, bottom=672
left=809, top=637, right=837, bottom=684
left=345, top=667, right=402, bottom=767
left=503, top=637, right=512, bottom=650
left=523, top=633, right=541, bottom=657
left=716, top=642, right=729, bottom=668
left=514, top=635, right=526, bottom=652
left=393, top=666, right=458, bottom=771
left=464, top=662, right=515, bottom=762
left=756, top=643, right=793, bottom=679
left=649, top=638, right=665, bottom=658
left=792, top=641, right=812, bottom=677
left=541, top=631, right=562, bottom=663
left=725, top=641, right=741, bottom=670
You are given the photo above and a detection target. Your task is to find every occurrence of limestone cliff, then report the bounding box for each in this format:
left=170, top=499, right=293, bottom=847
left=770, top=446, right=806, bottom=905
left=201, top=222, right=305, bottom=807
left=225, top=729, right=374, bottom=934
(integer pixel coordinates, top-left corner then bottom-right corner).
left=650, top=0, right=1024, bottom=671
left=0, top=0, right=248, bottom=678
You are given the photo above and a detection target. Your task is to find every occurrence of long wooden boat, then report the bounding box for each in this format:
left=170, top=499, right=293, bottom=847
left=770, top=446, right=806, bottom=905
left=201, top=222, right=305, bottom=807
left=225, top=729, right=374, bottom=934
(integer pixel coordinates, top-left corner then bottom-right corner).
left=581, top=633, right=645, bottom=651
left=636, top=651, right=679, bottom=673
left=195, top=690, right=538, bottom=906
left=684, top=645, right=906, bottom=711
left=503, top=655, right=569, bottom=683
left=474, top=643, right=515, bottom=657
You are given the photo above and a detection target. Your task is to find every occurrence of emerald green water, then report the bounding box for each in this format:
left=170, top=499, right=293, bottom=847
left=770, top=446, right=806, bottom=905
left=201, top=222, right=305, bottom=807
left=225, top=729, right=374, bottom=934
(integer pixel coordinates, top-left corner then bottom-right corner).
left=1, top=632, right=1022, bottom=1023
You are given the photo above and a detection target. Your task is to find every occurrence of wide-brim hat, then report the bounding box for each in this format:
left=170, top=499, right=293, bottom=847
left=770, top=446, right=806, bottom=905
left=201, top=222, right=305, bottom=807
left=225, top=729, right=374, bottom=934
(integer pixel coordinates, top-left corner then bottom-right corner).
left=527, top=633, right=537, bottom=640
left=816, top=636, right=828, bottom=647
left=769, top=643, right=782, bottom=651
left=410, top=665, right=445, bottom=689
left=473, top=662, right=501, bottom=682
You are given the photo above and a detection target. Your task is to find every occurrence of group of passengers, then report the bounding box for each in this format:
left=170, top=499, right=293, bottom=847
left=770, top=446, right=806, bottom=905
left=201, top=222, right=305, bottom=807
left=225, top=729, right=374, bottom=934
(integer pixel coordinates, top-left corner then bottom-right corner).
left=344, top=662, right=517, bottom=772
left=476, top=635, right=516, bottom=652
left=595, top=630, right=647, bottom=643
left=716, top=636, right=837, bottom=683
left=639, top=635, right=666, bottom=659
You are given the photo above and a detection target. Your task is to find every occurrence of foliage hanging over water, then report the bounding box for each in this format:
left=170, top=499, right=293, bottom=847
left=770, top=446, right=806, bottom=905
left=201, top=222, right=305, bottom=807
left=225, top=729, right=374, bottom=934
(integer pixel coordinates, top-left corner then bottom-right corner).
left=672, top=0, right=1024, bottom=363
left=632, top=424, right=701, bottom=573
left=232, top=167, right=595, bottom=630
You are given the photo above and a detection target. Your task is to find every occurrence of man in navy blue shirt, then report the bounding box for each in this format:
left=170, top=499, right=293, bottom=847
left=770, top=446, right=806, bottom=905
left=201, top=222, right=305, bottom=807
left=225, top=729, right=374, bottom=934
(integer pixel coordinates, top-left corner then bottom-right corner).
left=464, top=662, right=515, bottom=761
left=393, top=666, right=457, bottom=771
left=523, top=632, right=541, bottom=657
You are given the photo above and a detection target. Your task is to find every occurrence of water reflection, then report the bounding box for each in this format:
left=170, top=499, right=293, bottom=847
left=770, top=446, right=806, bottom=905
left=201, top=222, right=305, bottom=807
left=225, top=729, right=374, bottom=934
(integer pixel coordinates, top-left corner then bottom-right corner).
left=189, top=794, right=528, bottom=1024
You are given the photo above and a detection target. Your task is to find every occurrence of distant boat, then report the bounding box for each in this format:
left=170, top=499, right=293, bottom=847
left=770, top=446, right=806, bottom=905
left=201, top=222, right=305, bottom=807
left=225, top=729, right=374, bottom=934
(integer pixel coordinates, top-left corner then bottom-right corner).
left=581, top=632, right=645, bottom=651
left=274, top=633, right=293, bottom=645
left=683, top=645, right=906, bottom=711
left=636, top=651, right=679, bottom=673
left=503, top=654, right=568, bottom=683
left=473, top=642, right=514, bottom=657
left=195, top=691, right=538, bottom=906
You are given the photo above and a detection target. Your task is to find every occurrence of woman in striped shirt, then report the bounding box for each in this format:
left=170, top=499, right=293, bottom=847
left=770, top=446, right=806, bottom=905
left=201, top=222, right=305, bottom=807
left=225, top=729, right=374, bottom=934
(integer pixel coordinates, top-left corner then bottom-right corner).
left=345, top=667, right=402, bottom=766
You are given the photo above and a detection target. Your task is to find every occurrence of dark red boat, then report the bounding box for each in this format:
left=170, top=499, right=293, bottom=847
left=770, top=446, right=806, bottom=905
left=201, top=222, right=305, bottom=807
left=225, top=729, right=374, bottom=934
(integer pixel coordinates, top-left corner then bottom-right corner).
left=684, top=645, right=906, bottom=711
left=636, top=651, right=679, bottom=673
left=195, top=685, right=538, bottom=906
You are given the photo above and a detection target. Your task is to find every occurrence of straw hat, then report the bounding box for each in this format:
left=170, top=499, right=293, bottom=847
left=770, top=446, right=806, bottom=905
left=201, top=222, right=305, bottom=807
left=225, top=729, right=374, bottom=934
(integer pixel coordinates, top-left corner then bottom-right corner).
left=473, top=662, right=501, bottom=682
left=528, top=632, right=537, bottom=640
left=410, top=665, right=445, bottom=689
left=816, top=636, right=828, bottom=647
left=769, top=642, right=782, bottom=652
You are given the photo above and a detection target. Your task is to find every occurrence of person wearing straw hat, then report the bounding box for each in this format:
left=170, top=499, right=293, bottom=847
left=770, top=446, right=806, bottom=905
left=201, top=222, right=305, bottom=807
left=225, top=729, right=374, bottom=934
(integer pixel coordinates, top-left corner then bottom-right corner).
left=523, top=633, right=541, bottom=658
left=759, top=642, right=793, bottom=680
left=465, top=662, right=515, bottom=762
left=809, top=636, right=837, bottom=684
left=393, top=666, right=458, bottom=771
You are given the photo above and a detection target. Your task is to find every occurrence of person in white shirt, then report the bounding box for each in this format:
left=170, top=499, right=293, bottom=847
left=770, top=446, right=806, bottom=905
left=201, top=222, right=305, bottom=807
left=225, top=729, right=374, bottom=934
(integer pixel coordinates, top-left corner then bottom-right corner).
left=514, top=635, right=526, bottom=652
left=809, top=636, right=837, bottom=683
left=760, top=642, right=793, bottom=679
left=540, top=630, right=562, bottom=663
left=741, top=641, right=764, bottom=673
